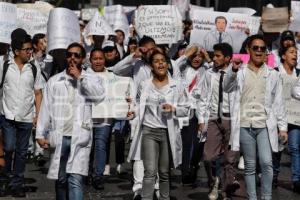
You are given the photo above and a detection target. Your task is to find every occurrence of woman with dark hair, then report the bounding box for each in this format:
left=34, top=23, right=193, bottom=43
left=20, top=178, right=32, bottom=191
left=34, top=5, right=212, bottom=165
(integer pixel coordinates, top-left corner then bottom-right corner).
left=278, top=45, right=300, bottom=193
left=128, top=50, right=190, bottom=200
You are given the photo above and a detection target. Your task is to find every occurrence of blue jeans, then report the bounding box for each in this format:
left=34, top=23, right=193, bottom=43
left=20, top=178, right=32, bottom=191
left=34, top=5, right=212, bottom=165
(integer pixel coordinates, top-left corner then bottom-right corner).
left=93, top=126, right=111, bottom=177
left=2, top=118, right=32, bottom=189
left=55, top=136, right=84, bottom=200
left=288, top=125, right=300, bottom=182
left=240, top=127, right=273, bottom=200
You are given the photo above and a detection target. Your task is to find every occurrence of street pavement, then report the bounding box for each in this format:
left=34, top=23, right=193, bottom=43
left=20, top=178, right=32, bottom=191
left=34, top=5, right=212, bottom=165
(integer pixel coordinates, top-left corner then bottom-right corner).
left=1, top=140, right=300, bottom=200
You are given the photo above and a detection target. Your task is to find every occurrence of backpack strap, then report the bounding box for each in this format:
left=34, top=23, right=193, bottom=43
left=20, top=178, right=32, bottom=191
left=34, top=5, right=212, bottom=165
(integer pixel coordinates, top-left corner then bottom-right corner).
left=29, top=61, right=37, bottom=82
left=0, top=60, right=10, bottom=89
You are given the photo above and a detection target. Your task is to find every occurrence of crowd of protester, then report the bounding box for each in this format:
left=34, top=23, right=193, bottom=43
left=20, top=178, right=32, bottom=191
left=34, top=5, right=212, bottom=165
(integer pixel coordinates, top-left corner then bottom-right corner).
left=0, top=3, right=300, bottom=200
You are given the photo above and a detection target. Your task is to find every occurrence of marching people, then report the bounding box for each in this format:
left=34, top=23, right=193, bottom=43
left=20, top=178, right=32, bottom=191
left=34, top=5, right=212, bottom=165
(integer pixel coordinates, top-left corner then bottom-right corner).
left=36, top=42, right=105, bottom=200
left=0, top=29, right=44, bottom=197
left=88, top=48, right=114, bottom=190
left=223, top=34, right=288, bottom=200
left=279, top=45, right=300, bottom=193
left=127, top=49, right=190, bottom=200
left=196, top=43, right=240, bottom=200
left=172, top=44, right=210, bottom=185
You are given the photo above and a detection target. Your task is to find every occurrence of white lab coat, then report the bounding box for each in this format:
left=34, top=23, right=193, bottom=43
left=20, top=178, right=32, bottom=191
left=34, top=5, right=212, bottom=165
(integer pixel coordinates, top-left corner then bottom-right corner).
left=127, top=77, right=190, bottom=168
left=36, top=69, right=105, bottom=179
left=195, top=68, right=235, bottom=125
left=223, top=64, right=287, bottom=152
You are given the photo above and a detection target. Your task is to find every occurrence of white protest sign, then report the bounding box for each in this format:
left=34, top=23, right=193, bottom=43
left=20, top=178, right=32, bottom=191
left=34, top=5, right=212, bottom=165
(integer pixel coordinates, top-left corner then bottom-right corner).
left=81, top=8, right=98, bottom=21
left=123, top=6, right=136, bottom=14
left=168, top=0, right=190, bottom=19
left=289, top=12, right=300, bottom=32
left=190, top=10, right=260, bottom=53
left=17, top=8, right=48, bottom=36
left=189, top=4, right=214, bottom=11
left=17, top=1, right=53, bottom=16
left=0, top=2, right=17, bottom=44
left=228, top=7, right=256, bottom=16
left=83, top=11, right=115, bottom=36
left=291, top=1, right=300, bottom=15
left=92, top=72, right=133, bottom=119
left=103, top=5, right=129, bottom=34
left=135, top=5, right=183, bottom=44
left=47, top=8, right=80, bottom=52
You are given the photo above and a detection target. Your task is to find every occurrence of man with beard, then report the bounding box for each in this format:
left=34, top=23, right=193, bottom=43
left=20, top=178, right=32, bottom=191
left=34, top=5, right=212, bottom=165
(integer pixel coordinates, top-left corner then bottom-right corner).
left=197, top=43, right=240, bottom=200
left=36, top=43, right=105, bottom=200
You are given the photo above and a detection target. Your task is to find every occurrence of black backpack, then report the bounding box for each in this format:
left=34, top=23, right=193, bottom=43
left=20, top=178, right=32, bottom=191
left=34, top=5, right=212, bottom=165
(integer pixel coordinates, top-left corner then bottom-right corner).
left=0, top=60, right=37, bottom=88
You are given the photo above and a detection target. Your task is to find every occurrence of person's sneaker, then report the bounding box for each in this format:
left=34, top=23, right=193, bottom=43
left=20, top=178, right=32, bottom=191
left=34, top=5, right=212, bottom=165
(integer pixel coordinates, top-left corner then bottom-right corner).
left=153, top=189, right=160, bottom=200
left=272, top=177, right=278, bottom=189
left=11, top=187, right=26, bottom=198
left=293, top=181, right=300, bottom=193
left=92, top=177, right=104, bottom=190
left=103, top=164, right=110, bottom=176
left=34, top=154, right=47, bottom=167
left=226, top=179, right=240, bottom=195
left=238, top=156, right=244, bottom=170
left=208, top=177, right=220, bottom=200
left=116, top=164, right=126, bottom=175
left=133, top=189, right=142, bottom=200
left=0, top=181, right=8, bottom=197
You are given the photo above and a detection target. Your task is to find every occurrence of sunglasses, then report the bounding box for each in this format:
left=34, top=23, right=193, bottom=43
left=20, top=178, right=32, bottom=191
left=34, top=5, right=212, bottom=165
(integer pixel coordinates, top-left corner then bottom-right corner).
left=66, top=51, right=82, bottom=59
left=20, top=48, right=33, bottom=52
left=251, top=45, right=267, bottom=52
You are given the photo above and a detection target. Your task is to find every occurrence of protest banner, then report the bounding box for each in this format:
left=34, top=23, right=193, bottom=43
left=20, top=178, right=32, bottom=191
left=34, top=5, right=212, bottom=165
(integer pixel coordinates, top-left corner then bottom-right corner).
left=47, top=8, right=80, bottom=52
left=92, top=73, right=134, bottom=119
left=232, top=54, right=275, bottom=68
left=81, top=8, right=98, bottom=21
left=83, top=11, right=115, bottom=36
left=103, top=5, right=129, bottom=36
left=290, top=1, right=300, bottom=31
left=190, top=10, right=260, bottom=53
left=17, top=8, right=48, bottom=36
left=168, top=0, right=190, bottom=19
left=0, top=2, right=17, bottom=44
left=135, top=5, right=183, bottom=44
left=228, top=7, right=256, bottom=16
left=261, top=7, right=289, bottom=33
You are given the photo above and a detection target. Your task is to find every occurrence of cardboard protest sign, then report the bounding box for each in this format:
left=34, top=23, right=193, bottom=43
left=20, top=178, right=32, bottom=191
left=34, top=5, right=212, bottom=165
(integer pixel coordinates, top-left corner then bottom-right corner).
left=47, top=8, right=80, bottom=52
left=135, top=5, right=183, bottom=44
left=228, top=7, right=256, bottom=16
left=168, top=0, right=190, bottom=19
left=81, top=8, right=98, bottom=21
left=17, top=8, right=48, bottom=36
left=190, top=10, right=260, bottom=53
left=92, top=72, right=134, bottom=119
left=261, top=7, right=289, bottom=33
left=83, top=11, right=115, bottom=36
left=0, top=2, right=17, bottom=44
left=232, top=54, right=275, bottom=68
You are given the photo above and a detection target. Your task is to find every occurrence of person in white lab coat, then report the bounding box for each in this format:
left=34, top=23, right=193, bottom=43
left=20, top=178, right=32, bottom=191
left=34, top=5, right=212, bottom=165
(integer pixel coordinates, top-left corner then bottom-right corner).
left=36, top=43, right=105, bottom=200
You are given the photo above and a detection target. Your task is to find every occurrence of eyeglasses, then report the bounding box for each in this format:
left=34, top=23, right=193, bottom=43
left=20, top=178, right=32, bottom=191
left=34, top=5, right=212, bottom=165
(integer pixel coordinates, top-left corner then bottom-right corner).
left=20, top=48, right=33, bottom=52
left=66, top=51, right=81, bottom=59
left=251, top=45, right=267, bottom=52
